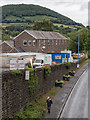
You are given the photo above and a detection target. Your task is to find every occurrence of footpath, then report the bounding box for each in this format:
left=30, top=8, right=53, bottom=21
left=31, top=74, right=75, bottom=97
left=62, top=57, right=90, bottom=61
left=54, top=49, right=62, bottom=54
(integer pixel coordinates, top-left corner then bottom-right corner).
left=45, top=63, right=88, bottom=119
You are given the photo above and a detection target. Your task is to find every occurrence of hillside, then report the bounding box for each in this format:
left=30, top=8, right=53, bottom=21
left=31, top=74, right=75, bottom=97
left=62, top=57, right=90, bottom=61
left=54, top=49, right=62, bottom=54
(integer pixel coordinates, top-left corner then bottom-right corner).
left=2, top=4, right=85, bottom=41
left=2, top=4, right=83, bottom=27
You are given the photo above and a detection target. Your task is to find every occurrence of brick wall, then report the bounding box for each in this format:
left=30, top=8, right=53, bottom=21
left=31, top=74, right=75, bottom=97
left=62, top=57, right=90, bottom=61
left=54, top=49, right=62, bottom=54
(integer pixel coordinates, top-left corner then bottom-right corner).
left=0, top=42, right=12, bottom=53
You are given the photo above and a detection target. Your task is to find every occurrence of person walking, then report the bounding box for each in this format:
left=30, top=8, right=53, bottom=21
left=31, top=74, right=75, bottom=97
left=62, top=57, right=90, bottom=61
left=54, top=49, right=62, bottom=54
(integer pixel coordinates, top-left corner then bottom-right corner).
left=46, top=97, right=53, bottom=113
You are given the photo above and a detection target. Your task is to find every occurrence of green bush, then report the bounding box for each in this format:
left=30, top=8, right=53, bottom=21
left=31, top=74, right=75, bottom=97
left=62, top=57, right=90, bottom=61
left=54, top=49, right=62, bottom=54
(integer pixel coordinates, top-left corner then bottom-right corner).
left=42, top=65, right=51, bottom=76
left=65, top=62, right=71, bottom=69
left=28, top=68, right=38, bottom=100
left=12, top=69, right=22, bottom=75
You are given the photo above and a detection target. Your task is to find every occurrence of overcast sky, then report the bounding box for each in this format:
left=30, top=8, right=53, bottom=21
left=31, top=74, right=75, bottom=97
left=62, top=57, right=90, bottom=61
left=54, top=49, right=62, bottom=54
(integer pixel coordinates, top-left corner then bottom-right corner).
left=0, top=0, right=89, bottom=26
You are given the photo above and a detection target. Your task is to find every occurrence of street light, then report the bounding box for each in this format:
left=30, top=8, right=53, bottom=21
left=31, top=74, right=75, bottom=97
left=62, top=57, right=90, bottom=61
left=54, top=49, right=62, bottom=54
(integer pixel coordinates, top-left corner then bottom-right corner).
left=77, top=30, right=79, bottom=68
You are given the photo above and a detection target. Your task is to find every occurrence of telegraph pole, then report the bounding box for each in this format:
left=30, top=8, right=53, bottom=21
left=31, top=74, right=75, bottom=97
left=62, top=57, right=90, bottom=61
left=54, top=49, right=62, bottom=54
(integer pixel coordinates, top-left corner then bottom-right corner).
left=77, top=30, right=79, bottom=68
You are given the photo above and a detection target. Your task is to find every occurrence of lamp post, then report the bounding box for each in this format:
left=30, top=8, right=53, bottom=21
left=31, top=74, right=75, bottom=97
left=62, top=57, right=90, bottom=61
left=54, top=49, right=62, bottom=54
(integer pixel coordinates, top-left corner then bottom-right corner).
left=77, top=30, right=79, bottom=68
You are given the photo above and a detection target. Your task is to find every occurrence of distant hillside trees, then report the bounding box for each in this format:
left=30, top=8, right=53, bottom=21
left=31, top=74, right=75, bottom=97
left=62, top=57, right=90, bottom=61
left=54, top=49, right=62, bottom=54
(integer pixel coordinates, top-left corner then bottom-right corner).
left=2, top=4, right=84, bottom=27
left=33, top=19, right=54, bottom=31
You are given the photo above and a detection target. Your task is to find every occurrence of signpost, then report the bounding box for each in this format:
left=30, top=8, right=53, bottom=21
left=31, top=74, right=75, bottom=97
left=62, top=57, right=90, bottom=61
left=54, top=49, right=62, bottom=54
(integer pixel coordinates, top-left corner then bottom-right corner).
left=25, top=70, right=29, bottom=80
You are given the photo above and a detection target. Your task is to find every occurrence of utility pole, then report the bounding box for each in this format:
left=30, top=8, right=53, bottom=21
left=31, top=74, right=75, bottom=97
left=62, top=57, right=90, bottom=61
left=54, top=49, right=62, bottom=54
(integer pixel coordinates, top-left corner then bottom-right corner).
left=77, top=30, right=79, bottom=68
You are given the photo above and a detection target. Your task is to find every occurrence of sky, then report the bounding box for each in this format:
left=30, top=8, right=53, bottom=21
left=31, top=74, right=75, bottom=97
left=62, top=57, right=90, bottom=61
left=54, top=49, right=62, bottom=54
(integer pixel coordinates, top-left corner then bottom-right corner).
left=0, top=0, right=89, bottom=26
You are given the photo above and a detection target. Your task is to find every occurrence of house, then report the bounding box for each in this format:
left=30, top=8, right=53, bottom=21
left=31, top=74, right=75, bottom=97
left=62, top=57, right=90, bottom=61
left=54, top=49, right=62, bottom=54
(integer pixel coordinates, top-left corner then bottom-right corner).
left=0, top=41, right=25, bottom=53
left=14, top=30, right=68, bottom=53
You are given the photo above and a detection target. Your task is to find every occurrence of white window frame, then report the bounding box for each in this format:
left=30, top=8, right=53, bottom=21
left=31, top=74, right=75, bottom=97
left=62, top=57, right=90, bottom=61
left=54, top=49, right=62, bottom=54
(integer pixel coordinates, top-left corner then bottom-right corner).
left=59, top=40, right=61, bottom=45
left=28, top=40, right=31, bottom=46
left=52, top=40, right=54, bottom=45
left=23, top=40, right=27, bottom=46
left=33, top=40, right=36, bottom=46
left=62, top=40, right=64, bottom=45
left=48, top=40, right=50, bottom=46
left=39, top=40, right=41, bottom=46
left=56, top=40, right=57, bottom=45
left=43, top=40, right=45, bottom=46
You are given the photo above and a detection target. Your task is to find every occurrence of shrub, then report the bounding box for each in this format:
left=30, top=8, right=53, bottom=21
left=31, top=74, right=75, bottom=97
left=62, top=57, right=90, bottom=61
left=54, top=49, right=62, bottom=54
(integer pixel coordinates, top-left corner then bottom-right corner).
left=65, top=62, right=71, bottom=69
left=42, top=65, right=51, bottom=76
left=12, top=69, right=22, bottom=75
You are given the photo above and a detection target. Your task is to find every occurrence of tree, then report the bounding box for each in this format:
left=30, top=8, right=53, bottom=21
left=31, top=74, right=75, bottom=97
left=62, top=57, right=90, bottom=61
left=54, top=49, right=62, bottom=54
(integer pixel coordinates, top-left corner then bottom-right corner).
left=68, top=28, right=88, bottom=53
left=32, top=19, right=54, bottom=31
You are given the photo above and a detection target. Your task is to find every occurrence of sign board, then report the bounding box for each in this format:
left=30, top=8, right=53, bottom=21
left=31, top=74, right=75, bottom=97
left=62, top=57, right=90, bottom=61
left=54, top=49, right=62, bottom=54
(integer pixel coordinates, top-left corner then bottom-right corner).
left=10, top=60, right=25, bottom=70
left=25, top=70, right=29, bottom=80
left=55, top=55, right=61, bottom=59
left=10, top=60, right=17, bottom=70
left=18, top=60, right=25, bottom=70
left=44, top=54, right=52, bottom=65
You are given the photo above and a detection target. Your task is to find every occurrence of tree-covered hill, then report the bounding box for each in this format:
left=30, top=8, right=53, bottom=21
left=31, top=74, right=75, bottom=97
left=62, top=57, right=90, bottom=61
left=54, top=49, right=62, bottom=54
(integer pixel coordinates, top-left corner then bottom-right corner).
left=2, top=4, right=83, bottom=27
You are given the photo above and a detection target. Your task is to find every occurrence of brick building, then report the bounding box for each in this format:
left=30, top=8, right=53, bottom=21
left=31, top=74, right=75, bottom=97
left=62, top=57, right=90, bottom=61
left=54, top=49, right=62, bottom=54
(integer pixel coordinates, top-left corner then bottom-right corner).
left=14, top=30, right=68, bottom=53
left=0, top=41, right=25, bottom=53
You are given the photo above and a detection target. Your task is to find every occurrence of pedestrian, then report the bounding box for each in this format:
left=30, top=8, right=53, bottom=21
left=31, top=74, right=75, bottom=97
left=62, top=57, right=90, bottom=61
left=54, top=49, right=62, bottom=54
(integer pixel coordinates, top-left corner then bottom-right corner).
left=46, top=96, right=53, bottom=113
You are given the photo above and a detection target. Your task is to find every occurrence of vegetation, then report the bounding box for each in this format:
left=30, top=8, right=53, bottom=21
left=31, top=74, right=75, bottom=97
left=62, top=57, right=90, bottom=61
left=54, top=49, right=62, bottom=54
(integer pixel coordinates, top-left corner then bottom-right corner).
left=33, top=19, right=54, bottom=31
left=15, top=86, right=60, bottom=119
left=12, top=70, right=22, bottom=75
left=65, top=62, right=71, bottom=69
left=68, top=28, right=88, bottom=53
left=2, top=4, right=83, bottom=26
left=28, top=68, right=38, bottom=100
left=42, top=65, right=51, bottom=76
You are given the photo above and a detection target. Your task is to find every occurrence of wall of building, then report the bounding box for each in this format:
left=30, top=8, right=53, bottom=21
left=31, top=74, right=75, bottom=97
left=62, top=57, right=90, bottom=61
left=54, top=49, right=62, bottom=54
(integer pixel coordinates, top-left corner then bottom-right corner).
left=14, top=31, right=68, bottom=53
left=0, top=43, right=12, bottom=53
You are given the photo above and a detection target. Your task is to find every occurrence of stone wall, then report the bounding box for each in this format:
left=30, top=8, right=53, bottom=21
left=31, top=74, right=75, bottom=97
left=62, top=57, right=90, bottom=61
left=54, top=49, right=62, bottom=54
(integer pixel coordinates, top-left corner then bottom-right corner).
left=2, top=58, right=85, bottom=118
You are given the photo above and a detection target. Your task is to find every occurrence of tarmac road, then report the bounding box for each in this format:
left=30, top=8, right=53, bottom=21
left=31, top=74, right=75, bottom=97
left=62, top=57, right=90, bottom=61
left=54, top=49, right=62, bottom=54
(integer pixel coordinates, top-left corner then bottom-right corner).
left=60, top=69, right=88, bottom=118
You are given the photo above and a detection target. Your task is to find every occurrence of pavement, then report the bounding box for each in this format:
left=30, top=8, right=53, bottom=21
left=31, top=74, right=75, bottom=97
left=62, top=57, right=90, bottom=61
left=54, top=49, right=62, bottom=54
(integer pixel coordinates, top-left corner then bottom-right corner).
left=44, top=63, right=88, bottom=119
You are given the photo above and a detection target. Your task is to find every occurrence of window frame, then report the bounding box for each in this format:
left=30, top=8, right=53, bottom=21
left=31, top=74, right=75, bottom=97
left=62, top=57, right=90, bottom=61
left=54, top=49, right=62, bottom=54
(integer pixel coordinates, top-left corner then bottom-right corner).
left=48, top=40, right=50, bottom=46
left=33, top=40, right=36, bottom=46
left=23, top=40, right=27, bottom=46
left=28, top=40, right=31, bottom=46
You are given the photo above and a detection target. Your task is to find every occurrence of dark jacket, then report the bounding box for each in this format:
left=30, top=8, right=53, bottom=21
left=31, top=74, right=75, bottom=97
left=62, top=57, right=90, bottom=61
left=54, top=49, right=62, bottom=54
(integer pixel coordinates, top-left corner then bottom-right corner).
left=46, top=99, right=53, bottom=107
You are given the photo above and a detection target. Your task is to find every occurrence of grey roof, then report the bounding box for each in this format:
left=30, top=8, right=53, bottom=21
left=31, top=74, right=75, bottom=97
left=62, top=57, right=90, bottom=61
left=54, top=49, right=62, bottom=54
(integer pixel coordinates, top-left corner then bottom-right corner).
left=4, top=40, right=14, bottom=47
left=15, top=47, right=25, bottom=52
left=25, top=30, right=68, bottom=40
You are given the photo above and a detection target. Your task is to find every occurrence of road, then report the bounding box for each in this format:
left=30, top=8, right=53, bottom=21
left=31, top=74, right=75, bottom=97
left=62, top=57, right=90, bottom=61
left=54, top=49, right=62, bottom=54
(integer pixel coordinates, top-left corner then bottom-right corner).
left=60, top=68, right=88, bottom=118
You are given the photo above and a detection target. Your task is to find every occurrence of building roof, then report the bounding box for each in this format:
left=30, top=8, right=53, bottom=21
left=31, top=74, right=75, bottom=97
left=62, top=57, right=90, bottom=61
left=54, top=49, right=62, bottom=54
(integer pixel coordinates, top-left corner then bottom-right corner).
left=15, top=47, right=25, bottom=52
left=14, top=30, right=68, bottom=40
left=0, top=40, right=14, bottom=48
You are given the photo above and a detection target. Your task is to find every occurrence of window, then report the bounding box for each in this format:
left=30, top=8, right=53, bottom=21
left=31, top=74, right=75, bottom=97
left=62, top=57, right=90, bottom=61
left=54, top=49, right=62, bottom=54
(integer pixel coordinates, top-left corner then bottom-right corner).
left=43, top=40, right=45, bottom=46
left=33, top=40, right=36, bottom=46
left=39, top=40, right=41, bottom=46
left=48, top=40, right=50, bottom=45
left=52, top=40, right=54, bottom=45
left=59, top=41, right=60, bottom=45
left=62, top=40, right=64, bottom=45
left=23, top=40, right=27, bottom=46
left=28, top=40, right=31, bottom=46
left=56, top=40, right=57, bottom=45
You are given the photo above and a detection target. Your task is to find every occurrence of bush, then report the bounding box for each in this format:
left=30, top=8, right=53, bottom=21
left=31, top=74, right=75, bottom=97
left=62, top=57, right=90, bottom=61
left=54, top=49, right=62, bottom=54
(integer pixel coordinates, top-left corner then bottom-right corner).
left=65, top=62, right=71, bottom=69
left=12, top=69, right=22, bottom=75
left=42, top=65, right=51, bottom=76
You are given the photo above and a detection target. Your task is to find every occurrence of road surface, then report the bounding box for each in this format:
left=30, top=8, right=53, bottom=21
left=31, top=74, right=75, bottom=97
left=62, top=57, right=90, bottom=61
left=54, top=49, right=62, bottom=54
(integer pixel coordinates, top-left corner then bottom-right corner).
left=60, top=68, right=88, bottom=118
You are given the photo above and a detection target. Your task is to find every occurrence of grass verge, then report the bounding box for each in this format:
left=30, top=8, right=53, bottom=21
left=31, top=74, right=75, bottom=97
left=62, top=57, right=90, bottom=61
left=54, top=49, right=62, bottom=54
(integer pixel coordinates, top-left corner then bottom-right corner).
left=15, top=87, right=61, bottom=119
